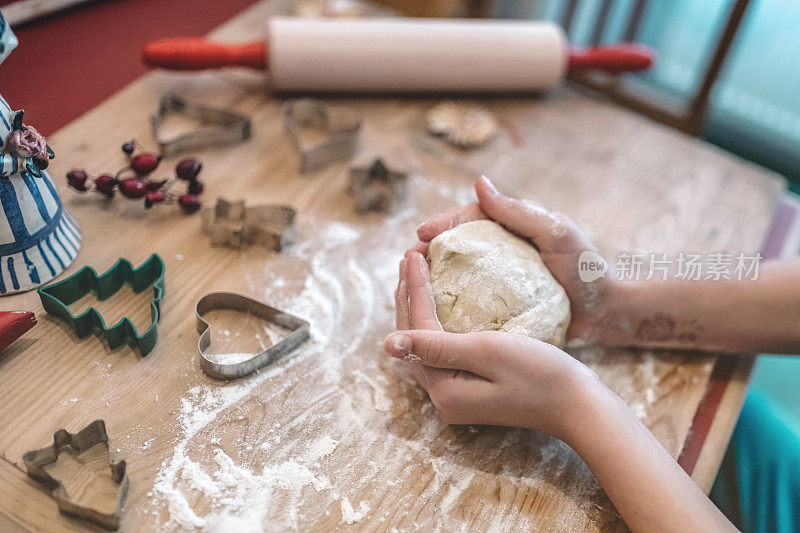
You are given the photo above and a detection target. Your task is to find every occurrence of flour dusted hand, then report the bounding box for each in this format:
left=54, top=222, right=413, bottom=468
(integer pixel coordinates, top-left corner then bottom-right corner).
left=428, top=220, right=571, bottom=347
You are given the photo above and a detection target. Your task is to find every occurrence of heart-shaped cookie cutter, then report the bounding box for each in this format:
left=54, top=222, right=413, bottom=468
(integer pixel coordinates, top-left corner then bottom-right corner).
left=281, top=98, right=362, bottom=173
left=195, top=292, right=310, bottom=380
left=151, top=93, right=252, bottom=157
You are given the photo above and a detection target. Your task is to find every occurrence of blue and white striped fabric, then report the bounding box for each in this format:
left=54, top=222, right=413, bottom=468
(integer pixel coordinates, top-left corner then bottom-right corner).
left=0, top=14, right=81, bottom=295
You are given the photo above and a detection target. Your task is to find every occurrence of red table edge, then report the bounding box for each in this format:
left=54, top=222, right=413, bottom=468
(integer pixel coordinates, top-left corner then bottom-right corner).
left=677, top=196, right=799, bottom=476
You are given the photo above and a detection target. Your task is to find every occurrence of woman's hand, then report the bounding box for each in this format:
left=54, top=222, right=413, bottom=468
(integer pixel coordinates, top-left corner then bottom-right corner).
left=385, top=328, right=603, bottom=439
left=413, top=176, right=619, bottom=343
left=391, top=250, right=603, bottom=441
left=390, top=250, right=737, bottom=533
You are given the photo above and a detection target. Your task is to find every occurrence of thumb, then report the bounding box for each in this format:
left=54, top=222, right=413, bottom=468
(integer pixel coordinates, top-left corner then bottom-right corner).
left=475, top=176, right=582, bottom=254
left=384, top=330, right=496, bottom=380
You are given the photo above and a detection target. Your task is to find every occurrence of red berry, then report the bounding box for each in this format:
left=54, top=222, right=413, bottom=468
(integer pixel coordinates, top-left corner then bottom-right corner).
left=122, top=142, right=135, bottom=155
left=187, top=179, right=204, bottom=194
left=178, top=193, right=201, bottom=213
left=94, top=174, right=117, bottom=196
left=147, top=179, right=168, bottom=191
left=67, top=170, right=89, bottom=191
left=130, top=153, right=161, bottom=176
left=144, top=191, right=166, bottom=208
left=175, top=158, right=202, bottom=181
left=119, top=178, right=148, bottom=199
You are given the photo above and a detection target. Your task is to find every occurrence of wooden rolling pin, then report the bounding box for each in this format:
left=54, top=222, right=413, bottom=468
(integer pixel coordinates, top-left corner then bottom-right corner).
left=143, top=17, right=654, bottom=93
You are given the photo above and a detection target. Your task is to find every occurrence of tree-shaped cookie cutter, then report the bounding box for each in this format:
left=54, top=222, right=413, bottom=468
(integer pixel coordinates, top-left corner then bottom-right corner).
left=23, top=420, right=128, bottom=530
left=196, top=292, right=310, bottom=380
left=151, top=93, right=252, bottom=157
left=37, top=254, right=165, bottom=356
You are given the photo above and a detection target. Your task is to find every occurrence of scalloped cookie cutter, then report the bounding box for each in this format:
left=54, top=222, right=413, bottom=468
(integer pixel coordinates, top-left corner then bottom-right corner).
left=282, top=98, right=362, bottom=173
left=196, top=292, right=310, bottom=380
left=37, top=254, right=165, bottom=356
left=23, top=419, right=129, bottom=530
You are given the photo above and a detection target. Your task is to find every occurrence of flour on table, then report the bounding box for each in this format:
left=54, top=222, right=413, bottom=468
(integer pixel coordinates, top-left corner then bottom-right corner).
left=203, top=353, right=259, bottom=365
left=340, top=496, right=370, bottom=524
left=143, top=177, right=614, bottom=531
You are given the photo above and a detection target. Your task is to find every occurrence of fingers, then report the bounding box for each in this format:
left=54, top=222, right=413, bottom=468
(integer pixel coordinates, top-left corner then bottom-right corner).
left=383, top=330, right=499, bottom=381
left=395, top=253, right=443, bottom=388
left=395, top=257, right=410, bottom=330
left=416, top=203, right=487, bottom=243
left=474, top=176, right=584, bottom=254
left=408, top=240, right=429, bottom=256
left=405, top=251, right=442, bottom=332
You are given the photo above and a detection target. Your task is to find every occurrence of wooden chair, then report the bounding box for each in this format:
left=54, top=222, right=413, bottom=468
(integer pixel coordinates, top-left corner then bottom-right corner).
left=376, top=0, right=753, bottom=137
left=538, top=0, right=753, bottom=136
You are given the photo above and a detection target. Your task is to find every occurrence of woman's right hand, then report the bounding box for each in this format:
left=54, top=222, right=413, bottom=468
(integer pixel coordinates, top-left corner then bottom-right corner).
left=390, top=250, right=605, bottom=441
left=414, top=176, right=620, bottom=343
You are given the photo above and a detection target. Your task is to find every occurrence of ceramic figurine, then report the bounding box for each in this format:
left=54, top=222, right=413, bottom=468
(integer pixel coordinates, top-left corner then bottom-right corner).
left=0, top=13, right=81, bottom=295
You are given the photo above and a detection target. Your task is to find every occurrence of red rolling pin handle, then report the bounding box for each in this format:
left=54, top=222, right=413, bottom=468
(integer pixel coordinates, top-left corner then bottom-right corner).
left=142, top=38, right=268, bottom=71
left=567, top=44, right=655, bottom=74
left=142, top=39, right=654, bottom=75
left=0, top=311, right=36, bottom=353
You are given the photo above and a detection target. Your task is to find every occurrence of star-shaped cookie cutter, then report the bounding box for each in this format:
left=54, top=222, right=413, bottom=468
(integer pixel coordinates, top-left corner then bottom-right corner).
left=201, top=198, right=297, bottom=250
left=348, top=158, right=408, bottom=213
left=37, top=254, right=165, bottom=356
left=196, top=292, right=310, bottom=380
left=151, top=93, right=252, bottom=157
left=282, top=98, right=362, bottom=173
left=23, top=420, right=128, bottom=531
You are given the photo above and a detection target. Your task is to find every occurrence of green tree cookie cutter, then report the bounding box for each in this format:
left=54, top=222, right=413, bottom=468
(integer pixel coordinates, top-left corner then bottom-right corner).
left=37, top=254, right=165, bottom=356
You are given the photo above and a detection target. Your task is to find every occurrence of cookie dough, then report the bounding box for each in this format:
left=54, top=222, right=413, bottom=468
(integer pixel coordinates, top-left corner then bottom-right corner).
left=428, top=220, right=571, bottom=347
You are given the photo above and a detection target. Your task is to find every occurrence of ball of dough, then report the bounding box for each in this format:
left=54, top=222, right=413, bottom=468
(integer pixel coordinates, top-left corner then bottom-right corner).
left=428, top=220, right=571, bottom=347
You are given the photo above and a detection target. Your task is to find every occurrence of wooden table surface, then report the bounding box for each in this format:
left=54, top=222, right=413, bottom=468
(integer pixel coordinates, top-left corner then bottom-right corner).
left=0, top=1, right=786, bottom=531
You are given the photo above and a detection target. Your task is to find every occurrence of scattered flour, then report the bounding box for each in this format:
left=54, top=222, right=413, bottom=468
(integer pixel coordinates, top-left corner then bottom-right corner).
left=340, top=496, right=370, bottom=525
left=143, top=177, right=661, bottom=531
left=203, top=353, right=260, bottom=365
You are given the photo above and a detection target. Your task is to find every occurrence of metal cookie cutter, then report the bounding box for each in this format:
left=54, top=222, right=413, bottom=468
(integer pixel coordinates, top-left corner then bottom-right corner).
left=37, top=254, right=165, bottom=356
left=196, top=292, right=310, bottom=380
left=282, top=98, right=362, bottom=173
left=348, top=158, right=408, bottom=213
left=201, top=198, right=297, bottom=251
left=23, top=420, right=129, bottom=531
left=151, top=93, right=252, bottom=157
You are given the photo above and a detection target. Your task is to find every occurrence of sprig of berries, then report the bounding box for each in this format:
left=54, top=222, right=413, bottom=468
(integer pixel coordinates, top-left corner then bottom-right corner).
left=66, top=140, right=205, bottom=213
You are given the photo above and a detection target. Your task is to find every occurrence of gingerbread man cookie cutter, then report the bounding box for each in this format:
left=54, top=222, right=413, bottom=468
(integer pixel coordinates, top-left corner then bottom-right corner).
left=201, top=198, right=296, bottom=251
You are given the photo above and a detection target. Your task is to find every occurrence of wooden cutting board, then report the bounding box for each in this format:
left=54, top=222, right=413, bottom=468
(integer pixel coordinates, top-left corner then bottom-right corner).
left=0, top=1, right=785, bottom=531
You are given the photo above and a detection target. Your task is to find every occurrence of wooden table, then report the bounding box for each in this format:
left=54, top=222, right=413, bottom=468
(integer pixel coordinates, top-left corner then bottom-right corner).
left=0, top=1, right=786, bottom=531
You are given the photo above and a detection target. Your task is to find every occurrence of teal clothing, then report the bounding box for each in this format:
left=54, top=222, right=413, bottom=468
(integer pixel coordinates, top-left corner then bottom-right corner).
left=711, top=387, right=800, bottom=532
